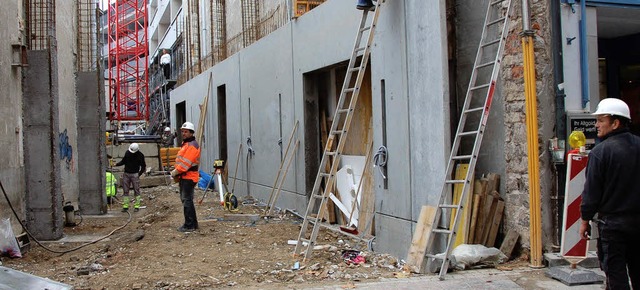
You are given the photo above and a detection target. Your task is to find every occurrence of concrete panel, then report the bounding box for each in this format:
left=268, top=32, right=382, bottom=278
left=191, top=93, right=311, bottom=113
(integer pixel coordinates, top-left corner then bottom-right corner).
left=77, top=72, right=106, bottom=214
left=367, top=0, right=412, bottom=219
left=23, top=50, right=63, bottom=240
left=374, top=213, right=413, bottom=258
left=239, top=26, right=297, bottom=195
left=0, top=1, right=26, bottom=227
left=405, top=0, right=451, bottom=220
left=56, top=0, right=79, bottom=210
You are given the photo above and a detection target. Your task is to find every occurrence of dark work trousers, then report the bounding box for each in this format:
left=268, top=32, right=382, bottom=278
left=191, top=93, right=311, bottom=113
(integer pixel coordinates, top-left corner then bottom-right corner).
left=597, top=216, right=640, bottom=290
left=179, top=179, right=198, bottom=229
left=122, top=172, right=140, bottom=197
left=162, top=63, right=171, bottom=80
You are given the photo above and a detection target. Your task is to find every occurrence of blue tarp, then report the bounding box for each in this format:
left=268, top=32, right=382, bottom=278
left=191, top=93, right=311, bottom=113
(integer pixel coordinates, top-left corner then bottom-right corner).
left=198, top=170, right=215, bottom=189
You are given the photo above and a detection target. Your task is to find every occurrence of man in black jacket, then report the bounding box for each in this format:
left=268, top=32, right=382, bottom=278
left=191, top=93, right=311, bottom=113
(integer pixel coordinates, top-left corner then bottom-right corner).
left=580, top=98, right=640, bottom=289
left=115, top=143, right=146, bottom=212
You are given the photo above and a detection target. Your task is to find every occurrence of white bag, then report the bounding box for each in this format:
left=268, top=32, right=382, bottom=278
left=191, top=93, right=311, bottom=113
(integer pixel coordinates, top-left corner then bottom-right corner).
left=0, top=218, right=22, bottom=258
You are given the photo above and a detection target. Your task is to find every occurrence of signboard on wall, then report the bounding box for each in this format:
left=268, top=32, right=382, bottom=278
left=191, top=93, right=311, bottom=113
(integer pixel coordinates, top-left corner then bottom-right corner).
left=567, top=113, right=598, bottom=151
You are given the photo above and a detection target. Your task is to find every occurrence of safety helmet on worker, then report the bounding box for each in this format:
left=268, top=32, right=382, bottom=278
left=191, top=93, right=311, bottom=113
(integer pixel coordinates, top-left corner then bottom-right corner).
left=181, top=122, right=195, bottom=133
left=128, top=143, right=139, bottom=153
left=592, top=98, right=631, bottom=120
left=164, top=127, right=171, bottom=133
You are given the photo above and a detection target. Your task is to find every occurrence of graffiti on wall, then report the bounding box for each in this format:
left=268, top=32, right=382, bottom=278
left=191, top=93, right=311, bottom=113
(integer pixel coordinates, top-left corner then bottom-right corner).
left=59, top=129, right=74, bottom=171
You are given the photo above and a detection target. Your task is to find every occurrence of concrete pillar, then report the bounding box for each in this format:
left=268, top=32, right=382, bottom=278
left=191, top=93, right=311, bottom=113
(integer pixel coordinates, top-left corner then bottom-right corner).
left=77, top=72, right=107, bottom=214
left=23, top=50, right=63, bottom=240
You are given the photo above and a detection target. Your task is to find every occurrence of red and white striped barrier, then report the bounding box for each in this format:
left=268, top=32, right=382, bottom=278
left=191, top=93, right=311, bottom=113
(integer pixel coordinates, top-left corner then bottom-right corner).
left=560, top=153, right=589, bottom=258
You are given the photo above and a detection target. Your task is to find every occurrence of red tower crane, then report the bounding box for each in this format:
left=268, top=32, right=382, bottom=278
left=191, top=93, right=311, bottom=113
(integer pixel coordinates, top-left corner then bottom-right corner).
left=107, top=0, right=149, bottom=122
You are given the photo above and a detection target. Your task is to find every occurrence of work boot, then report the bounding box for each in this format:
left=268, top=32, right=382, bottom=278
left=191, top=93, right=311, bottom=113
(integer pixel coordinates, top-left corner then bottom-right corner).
left=122, top=196, right=130, bottom=212
left=177, top=225, right=196, bottom=233
left=356, top=0, right=375, bottom=10
left=134, top=196, right=141, bottom=211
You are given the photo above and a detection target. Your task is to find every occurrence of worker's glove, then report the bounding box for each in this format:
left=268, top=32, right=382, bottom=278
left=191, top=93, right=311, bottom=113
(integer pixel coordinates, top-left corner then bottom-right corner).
left=170, top=169, right=179, bottom=178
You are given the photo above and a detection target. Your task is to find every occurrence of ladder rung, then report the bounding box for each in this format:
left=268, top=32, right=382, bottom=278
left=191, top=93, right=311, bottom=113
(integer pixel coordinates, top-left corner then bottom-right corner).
left=445, top=179, right=466, bottom=184
left=464, top=106, right=484, bottom=114
left=326, top=151, right=337, bottom=156
left=300, top=238, right=311, bottom=244
left=331, top=130, right=345, bottom=135
left=470, top=83, right=490, bottom=91
left=360, top=26, right=371, bottom=32
left=451, top=155, right=473, bottom=160
left=486, top=17, right=506, bottom=27
left=482, top=38, right=501, bottom=47
left=432, top=229, right=452, bottom=235
left=312, top=194, right=324, bottom=199
left=349, top=67, right=360, bottom=73
left=344, top=88, right=357, bottom=93
left=337, top=108, right=351, bottom=114
left=490, top=0, right=505, bottom=6
left=355, top=47, right=366, bottom=53
left=439, top=204, right=460, bottom=209
left=475, top=61, right=495, bottom=69
left=320, top=173, right=332, bottom=178
left=457, top=130, right=479, bottom=137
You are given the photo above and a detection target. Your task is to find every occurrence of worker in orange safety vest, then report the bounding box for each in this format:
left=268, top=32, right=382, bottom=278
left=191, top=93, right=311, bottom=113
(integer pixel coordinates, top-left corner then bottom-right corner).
left=170, top=121, right=201, bottom=232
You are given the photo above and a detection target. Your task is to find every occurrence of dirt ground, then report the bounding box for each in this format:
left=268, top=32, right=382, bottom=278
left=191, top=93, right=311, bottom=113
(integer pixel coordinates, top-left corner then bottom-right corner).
left=2, top=185, right=406, bottom=289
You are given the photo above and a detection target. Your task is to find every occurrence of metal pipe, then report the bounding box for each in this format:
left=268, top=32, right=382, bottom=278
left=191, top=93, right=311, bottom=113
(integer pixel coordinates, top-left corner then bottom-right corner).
left=579, top=0, right=589, bottom=108
left=522, top=0, right=543, bottom=267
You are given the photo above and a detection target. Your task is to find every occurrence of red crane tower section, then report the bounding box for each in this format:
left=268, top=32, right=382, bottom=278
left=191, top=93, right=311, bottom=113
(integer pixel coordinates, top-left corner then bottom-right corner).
left=107, top=0, right=149, bottom=122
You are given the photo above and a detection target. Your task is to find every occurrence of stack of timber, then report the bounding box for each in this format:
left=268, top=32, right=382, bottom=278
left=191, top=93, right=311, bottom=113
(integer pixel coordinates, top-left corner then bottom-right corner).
left=159, top=147, right=180, bottom=169
left=452, top=172, right=507, bottom=249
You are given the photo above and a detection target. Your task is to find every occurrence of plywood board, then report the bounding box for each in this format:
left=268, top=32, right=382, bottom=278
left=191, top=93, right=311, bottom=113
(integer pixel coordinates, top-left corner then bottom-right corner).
left=450, top=164, right=472, bottom=247
left=406, top=205, right=437, bottom=273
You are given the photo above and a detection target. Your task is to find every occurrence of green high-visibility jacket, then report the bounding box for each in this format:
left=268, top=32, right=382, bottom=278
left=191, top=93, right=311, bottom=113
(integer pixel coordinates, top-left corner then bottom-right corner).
left=106, top=172, right=117, bottom=197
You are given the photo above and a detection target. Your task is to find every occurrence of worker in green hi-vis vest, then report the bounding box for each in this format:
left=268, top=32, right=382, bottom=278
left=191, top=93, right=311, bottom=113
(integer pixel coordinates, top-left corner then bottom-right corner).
left=106, top=170, right=117, bottom=208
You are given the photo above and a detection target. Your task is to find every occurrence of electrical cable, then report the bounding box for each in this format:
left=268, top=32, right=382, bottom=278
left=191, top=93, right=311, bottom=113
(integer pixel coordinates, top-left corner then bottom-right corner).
left=1, top=180, right=131, bottom=255
left=373, top=145, right=388, bottom=179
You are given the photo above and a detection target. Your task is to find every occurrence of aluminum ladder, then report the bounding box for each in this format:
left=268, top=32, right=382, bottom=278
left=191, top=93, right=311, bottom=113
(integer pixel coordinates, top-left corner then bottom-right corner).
left=293, top=0, right=384, bottom=262
left=412, top=0, right=513, bottom=279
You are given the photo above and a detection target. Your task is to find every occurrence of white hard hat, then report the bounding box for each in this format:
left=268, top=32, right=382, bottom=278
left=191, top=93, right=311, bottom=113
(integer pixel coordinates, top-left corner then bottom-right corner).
left=128, top=143, right=139, bottom=153
left=181, top=122, right=195, bottom=132
left=593, top=98, right=631, bottom=120
left=164, top=127, right=171, bottom=132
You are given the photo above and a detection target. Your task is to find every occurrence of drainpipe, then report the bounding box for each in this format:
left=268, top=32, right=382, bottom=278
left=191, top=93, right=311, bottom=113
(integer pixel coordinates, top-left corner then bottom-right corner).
left=579, top=0, right=589, bottom=108
left=521, top=0, right=543, bottom=268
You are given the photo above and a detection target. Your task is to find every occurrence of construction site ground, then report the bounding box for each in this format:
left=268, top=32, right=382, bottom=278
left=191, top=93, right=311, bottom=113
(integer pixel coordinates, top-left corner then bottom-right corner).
left=2, top=185, right=602, bottom=289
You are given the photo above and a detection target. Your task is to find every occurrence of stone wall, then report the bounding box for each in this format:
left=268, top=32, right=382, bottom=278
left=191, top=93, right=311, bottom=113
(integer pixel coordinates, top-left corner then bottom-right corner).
left=501, top=0, right=556, bottom=250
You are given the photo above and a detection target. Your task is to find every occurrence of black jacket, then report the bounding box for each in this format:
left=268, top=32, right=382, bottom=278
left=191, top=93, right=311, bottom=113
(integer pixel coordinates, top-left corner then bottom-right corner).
left=581, top=129, right=640, bottom=221
left=115, top=150, right=146, bottom=175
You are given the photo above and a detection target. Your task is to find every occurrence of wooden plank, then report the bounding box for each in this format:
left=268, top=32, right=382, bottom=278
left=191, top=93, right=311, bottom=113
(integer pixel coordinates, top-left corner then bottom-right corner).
left=196, top=72, right=213, bottom=146
left=406, top=206, right=437, bottom=273
left=320, top=110, right=336, bottom=224
left=486, top=199, right=505, bottom=247
left=486, top=173, right=500, bottom=194
left=450, top=164, right=472, bottom=247
left=499, top=229, right=519, bottom=259
left=468, top=193, right=481, bottom=244
left=474, top=194, right=495, bottom=244
left=222, top=214, right=260, bottom=222
left=480, top=196, right=499, bottom=245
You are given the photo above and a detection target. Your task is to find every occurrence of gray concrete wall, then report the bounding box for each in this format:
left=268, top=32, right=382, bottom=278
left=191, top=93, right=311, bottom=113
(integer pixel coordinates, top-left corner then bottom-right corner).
left=23, top=50, right=64, bottom=240
left=56, top=1, right=80, bottom=211
left=77, top=72, right=107, bottom=214
left=0, top=0, right=26, bottom=233
left=171, top=0, right=452, bottom=258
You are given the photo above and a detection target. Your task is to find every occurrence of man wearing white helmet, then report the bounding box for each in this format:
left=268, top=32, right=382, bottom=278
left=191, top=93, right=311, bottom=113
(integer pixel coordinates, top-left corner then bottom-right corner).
left=580, top=98, right=640, bottom=288
left=161, top=126, right=176, bottom=147
left=115, top=143, right=146, bottom=212
left=170, top=122, right=201, bottom=232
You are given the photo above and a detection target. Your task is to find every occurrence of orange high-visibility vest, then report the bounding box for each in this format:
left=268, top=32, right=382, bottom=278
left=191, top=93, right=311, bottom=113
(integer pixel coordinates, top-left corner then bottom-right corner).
left=175, top=138, right=201, bottom=183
